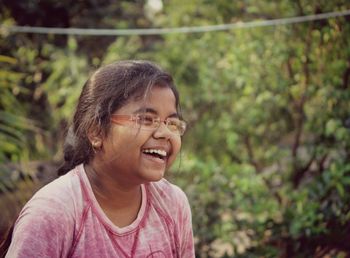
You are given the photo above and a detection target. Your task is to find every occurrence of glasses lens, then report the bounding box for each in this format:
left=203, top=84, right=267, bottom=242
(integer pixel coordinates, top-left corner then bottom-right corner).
left=136, top=114, right=186, bottom=135
left=137, top=114, right=158, bottom=128
left=167, top=118, right=186, bottom=136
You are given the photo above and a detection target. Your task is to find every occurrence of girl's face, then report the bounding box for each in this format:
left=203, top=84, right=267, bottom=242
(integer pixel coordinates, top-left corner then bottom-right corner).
left=94, top=86, right=181, bottom=186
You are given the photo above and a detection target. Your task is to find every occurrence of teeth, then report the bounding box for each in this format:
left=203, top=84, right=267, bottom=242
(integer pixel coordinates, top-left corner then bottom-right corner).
left=143, top=149, right=167, bottom=157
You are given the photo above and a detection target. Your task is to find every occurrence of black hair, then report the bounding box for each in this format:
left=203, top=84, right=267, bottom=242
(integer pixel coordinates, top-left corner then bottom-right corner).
left=57, top=60, right=180, bottom=176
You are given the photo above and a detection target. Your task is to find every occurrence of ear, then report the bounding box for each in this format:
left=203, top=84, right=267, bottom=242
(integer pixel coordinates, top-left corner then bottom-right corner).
left=87, top=126, right=103, bottom=150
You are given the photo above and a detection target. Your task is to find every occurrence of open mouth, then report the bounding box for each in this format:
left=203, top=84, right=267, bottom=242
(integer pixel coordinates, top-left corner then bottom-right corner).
left=142, top=149, right=167, bottom=161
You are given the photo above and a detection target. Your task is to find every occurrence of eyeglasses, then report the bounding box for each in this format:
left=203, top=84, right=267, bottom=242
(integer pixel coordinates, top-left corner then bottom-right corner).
left=110, top=114, right=187, bottom=136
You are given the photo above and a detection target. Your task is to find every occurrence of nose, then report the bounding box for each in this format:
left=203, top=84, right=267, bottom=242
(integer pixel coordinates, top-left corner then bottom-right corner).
left=152, top=121, right=172, bottom=139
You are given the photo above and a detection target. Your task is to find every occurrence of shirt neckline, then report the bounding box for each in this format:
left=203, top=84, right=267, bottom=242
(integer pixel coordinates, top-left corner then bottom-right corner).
left=76, top=164, right=148, bottom=235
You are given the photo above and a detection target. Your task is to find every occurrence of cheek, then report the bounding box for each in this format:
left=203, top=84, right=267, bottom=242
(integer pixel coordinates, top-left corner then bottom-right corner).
left=106, top=128, right=140, bottom=153
left=112, top=127, right=144, bottom=143
left=169, top=137, right=181, bottom=163
left=113, top=129, right=153, bottom=154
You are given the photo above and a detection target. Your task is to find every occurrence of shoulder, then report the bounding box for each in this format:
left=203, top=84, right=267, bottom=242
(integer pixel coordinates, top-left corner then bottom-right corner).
left=147, top=179, right=191, bottom=215
left=7, top=168, right=83, bottom=257
left=28, top=168, right=81, bottom=210
left=16, top=167, right=83, bottom=226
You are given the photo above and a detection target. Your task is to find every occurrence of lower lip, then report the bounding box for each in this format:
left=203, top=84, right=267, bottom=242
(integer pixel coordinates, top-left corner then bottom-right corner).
left=142, top=153, right=167, bottom=165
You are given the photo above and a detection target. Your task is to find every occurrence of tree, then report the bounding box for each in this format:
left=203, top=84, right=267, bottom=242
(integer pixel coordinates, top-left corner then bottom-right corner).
left=1, top=0, right=350, bottom=256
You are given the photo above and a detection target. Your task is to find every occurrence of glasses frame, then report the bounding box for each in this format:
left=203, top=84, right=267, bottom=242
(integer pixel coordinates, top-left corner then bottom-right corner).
left=110, top=114, right=187, bottom=136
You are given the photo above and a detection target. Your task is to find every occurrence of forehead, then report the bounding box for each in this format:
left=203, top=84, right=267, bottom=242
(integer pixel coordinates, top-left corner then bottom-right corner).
left=116, top=86, right=177, bottom=114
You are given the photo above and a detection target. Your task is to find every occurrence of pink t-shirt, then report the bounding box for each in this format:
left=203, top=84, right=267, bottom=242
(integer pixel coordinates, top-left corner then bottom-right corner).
left=6, top=164, right=195, bottom=258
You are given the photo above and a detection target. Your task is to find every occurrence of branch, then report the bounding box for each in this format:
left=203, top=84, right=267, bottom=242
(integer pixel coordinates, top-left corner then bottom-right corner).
left=242, top=135, right=284, bottom=203
left=292, top=152, right=316, bottom=188
left=317, top=154, right=328, bottom=174
left=263, top=177, right=283, bottom=205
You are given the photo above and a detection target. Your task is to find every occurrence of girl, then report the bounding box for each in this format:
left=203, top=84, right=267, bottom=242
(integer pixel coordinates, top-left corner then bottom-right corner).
left=4, top=60, right=195, bottom=257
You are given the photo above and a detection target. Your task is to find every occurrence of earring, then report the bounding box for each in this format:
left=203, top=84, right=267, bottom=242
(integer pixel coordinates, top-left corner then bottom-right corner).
left=91, top=141, right=101, bottom=153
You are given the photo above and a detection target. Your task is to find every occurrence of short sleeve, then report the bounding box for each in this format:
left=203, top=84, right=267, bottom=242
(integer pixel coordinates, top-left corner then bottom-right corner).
left=5, top=194, right=75, bottom=258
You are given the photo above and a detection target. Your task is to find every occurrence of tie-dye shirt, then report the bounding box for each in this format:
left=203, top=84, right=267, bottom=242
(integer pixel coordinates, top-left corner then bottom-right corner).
left=6, top=164, right=195, bottom=258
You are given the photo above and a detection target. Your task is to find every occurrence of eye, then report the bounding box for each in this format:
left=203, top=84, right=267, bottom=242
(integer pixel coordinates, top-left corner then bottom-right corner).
left=167, top=118, right=181, bottom=131
left=138, top=114, right=155, bottom=126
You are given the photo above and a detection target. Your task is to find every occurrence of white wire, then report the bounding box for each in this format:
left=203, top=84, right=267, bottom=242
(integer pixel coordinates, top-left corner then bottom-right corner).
left=1, top=9, right=349, bottom=36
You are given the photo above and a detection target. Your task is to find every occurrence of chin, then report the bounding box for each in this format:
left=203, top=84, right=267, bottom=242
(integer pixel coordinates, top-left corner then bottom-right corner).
left=140, top=169, right=165, bottom=183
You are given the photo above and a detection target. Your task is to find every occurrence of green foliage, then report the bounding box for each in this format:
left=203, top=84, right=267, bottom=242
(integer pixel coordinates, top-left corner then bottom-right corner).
left=1, top=0, right=350, bottom=257
left=0, top=56, right=38, bottom=162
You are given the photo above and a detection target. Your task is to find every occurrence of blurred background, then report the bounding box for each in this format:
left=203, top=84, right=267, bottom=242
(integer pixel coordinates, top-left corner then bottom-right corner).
left=1, top=0, right=350, bottom=257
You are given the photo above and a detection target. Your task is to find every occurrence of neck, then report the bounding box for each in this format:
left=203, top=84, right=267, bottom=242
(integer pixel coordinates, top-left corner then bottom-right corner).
left=84, top=163, right=142, bottom=210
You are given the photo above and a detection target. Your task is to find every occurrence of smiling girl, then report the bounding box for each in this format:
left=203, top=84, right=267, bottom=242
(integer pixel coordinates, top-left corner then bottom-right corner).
left=4, top=60, right=195, bottom=257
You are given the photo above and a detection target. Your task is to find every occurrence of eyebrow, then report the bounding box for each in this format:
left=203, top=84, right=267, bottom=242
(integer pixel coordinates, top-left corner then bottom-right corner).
left=133, top=107, right=179, bottom=118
